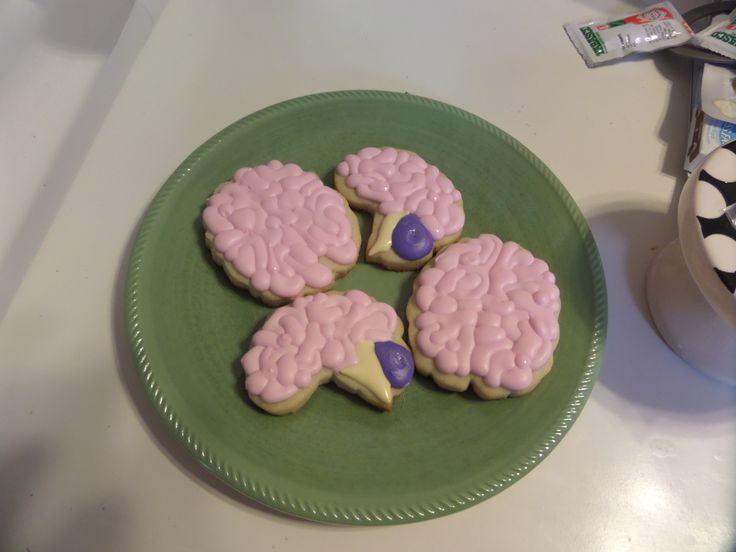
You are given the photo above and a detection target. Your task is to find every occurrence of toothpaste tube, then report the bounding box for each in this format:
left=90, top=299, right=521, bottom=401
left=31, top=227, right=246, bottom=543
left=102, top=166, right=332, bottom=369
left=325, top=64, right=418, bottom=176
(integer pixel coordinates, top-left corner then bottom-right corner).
left=701, top=63, right=736, bottom=123
left=564, top=2, right=693, bottom=67
left=692, top=8, right=736, bottom=60
left=685, top=63, right=736, bottom=173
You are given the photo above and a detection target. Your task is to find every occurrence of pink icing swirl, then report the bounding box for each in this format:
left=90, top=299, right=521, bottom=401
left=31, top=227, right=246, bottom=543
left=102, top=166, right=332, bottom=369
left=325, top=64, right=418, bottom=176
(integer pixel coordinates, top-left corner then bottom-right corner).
left=414, top=234, right=561, bottom=391
left=202, top=161, right=358, bottom=299
left=336, top=147, right=464, bottom=240
left=242, top=290, right=398, bottom=403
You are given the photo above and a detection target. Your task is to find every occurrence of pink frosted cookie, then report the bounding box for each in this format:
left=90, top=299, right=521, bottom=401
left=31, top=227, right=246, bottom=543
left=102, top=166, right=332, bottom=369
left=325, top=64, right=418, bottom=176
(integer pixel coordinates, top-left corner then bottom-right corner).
left=242, top=290, right=415, bottom=415
left=203, top=161, right=360, bottom=305
left=407, top=234, right=561, bottom=399
left=334, top=147, right=464, bottom=271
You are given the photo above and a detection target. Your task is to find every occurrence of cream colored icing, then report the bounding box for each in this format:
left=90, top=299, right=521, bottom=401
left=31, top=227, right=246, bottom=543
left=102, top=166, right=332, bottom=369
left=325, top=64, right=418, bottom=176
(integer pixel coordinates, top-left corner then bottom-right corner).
left=414, top=234, right=561, bottom=391
left=203, top=161, right=358, bottom=299
left=367, top=211, right=407, bottom=256
left=337, top=341, right=393, bottom=405
left=242, top=290, right=398, bottom=403
left=336, top=147, right=464, bottom=240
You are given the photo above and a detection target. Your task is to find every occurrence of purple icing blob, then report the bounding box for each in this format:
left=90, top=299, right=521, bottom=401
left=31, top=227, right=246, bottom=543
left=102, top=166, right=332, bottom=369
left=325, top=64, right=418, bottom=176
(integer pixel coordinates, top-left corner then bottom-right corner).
left=391, top=213, right=434, bottom=261
left=374, top=341, right=414, bottom=388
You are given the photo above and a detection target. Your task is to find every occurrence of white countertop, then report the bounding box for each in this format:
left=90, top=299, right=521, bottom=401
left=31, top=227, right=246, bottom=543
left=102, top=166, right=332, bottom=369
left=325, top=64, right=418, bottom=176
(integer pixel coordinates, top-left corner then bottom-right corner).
left=1, top=1, right=734, bottom=550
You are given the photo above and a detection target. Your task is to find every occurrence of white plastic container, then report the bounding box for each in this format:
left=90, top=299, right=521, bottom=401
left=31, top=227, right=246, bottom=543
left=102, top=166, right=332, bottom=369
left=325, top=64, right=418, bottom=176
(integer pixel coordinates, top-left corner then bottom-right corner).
left=647, top=142, right=736, bottom=384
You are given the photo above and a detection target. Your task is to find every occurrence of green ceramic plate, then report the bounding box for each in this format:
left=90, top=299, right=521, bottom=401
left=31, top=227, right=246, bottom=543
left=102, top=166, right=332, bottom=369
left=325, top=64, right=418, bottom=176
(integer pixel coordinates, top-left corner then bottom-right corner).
left=126, top=91, right=607, bottom=525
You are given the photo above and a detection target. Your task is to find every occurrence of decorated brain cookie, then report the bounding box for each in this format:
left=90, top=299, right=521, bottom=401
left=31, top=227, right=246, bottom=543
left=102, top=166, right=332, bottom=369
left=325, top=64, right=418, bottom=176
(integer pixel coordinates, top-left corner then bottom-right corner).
left=334, top=147, right=464, bottom=270
left=242, top=290, right=415, bottom=415
left=203, top=161, right=360, bottom=305
left=407, top=234, right=561, bottom=399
